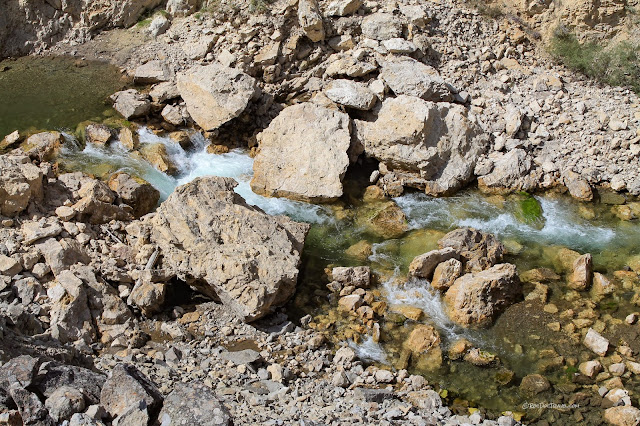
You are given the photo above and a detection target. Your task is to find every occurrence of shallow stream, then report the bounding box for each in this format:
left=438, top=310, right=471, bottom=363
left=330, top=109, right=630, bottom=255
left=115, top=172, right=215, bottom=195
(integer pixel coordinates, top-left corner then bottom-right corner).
left=3, top=56, right=639, bottom=424
left=55, top=127, right=640, bottom=423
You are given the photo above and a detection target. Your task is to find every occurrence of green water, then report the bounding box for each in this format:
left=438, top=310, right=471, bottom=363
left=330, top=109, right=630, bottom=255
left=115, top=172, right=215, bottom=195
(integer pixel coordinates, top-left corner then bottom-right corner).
left=0, top=56, right=128, bottom=138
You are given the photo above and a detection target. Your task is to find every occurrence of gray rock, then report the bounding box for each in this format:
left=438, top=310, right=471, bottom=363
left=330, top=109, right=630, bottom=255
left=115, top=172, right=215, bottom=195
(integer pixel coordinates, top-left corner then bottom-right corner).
left=158, top=381, right=232, bottom=425
left=176, top=63, right=258, bottom=131
left=110, top=90, right=151, bottom=120
left=324, top=79, right=377, bottom=110
left=354, top=388, right=394, bottom=403
left=85, top=124, right=113, bottom=145
left=44, top=386, right=85, bottom=422
left=134, top=60, right=173, bottom=84
left=438, top=228, right=504, bottom=272
left=251, top=103, right=352, bottom=202
left=220, top=349, right=262, bottom=366
left=112, top=401, right=149, bottom=426
left=69, top=413, right=105, bottom=426
left=380, top=57, right=453, bottom=102
left=9, top=383, right=54, bottom=425
left=100, top=364, right=163, bottom=418
left=477, top=149, right=533, bottom=192
left=149, top=15, right=171, bottom=37
left=34, top=362, right=105, bottom=406
left=361, top=13, right=403, bottom=40
left=145, top=177, right=309, bottom=321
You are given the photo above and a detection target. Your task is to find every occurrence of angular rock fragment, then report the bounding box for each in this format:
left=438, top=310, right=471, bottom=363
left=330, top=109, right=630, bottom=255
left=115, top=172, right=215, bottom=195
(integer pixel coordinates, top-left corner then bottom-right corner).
left=251, top=103, right=351, bottom=202
left=145, top=177, right=309, bottom=321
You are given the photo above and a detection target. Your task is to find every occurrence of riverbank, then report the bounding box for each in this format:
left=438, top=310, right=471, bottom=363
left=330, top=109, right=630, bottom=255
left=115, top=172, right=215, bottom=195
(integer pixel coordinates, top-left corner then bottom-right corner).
left=1, top=0, right=640, bottom=424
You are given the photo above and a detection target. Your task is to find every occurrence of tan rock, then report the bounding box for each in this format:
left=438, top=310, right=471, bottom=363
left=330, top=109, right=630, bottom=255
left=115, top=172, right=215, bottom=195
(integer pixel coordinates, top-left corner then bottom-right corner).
left=403, top=324, right=442, bottom=370
left=568, top=253, right=593, bottom=290
left=438, top=228, right=504, bottom=272
left=409, top=247, right=459, bottom=280
left=108, top=173, right=160, bottom=218
left=604, top=406, right=640, bottom=426
left=144, top=177, right=309, bottom=322
left=345, top=240, right=373, bottom=260
left=21, top=131, right=64, bottom=162
left=118, top=127, right=139, bottom=151
left=0, top=154, right=43, bottom=216
left=85, top=124, right=114, bottom=145
left=130, top=281, right=166, bottom=317
left=395, top=306, right=424, bottom=321
left=444, top=263, right=522, bottom=327
left=431, top=258, right=463, bottom=290
left=338, top=294, right=363, bottom=312
left=563, top=170, right=593, bottom=201
left=251, top=103, right=351, bottom=202
left=298, top=0, right=324, bottom=42
left=354, top=96, right=489, bottom=196
left=176, top=63, right=258, bottom=131
left=140, top=143, right=178, bottom=175
left=366, top=201, right=409, bottom=239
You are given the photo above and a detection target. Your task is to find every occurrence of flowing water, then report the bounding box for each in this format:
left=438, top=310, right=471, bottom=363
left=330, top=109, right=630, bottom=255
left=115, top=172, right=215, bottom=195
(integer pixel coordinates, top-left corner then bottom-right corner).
left=53, top=127, right=640, bottom=423
left=0, top=56, right=128, bottom=138
left=2, top=57, right=636, bottom=420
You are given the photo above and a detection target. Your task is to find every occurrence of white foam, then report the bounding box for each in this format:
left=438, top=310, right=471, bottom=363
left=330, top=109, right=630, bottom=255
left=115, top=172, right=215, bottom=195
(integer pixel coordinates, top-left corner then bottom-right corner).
left=395, top=192, right=619, bottom=253
left=349, top=336, right=388, bottom=364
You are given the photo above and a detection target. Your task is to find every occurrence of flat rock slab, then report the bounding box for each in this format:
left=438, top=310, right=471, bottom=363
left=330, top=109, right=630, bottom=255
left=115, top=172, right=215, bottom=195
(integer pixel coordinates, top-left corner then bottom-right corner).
left=380, top=57, right=453, bottom=102
left=176, top=63, right=258, bottom=131
left=145, top=177, right=309, bottom=321
left=251, top=102, right=352, bottom=202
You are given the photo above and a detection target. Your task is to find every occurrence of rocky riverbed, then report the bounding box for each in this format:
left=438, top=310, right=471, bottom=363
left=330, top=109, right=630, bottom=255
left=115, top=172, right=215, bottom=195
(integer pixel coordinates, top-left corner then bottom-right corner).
left=1, top=0, right=640, bottom=425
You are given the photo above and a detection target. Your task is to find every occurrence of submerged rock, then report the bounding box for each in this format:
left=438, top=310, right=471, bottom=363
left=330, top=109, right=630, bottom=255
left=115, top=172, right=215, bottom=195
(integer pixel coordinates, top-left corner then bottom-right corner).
left=568, top=253, right=593, bottom=290
left=355, top=96, right=489, bottom=196
left=444, top=263, right=522, bottom=327
left=176, top=63, right=258, bottom=131
left=403, top=324, right=442, bottom=370
left=251, top=103, right=351, bottom=202
left=144, top=177, right=309, bottom=321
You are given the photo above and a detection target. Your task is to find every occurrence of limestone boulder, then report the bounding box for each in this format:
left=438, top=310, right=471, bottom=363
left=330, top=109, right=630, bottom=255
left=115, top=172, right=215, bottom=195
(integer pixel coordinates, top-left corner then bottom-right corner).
left=21, top=131, right=65, bottom=162
left=110, top=90, right=151, bottom=120
left=144, top=177, right=310, bottom=322
left=176, top=63, right=258, bottom=131
left=444, top=263, right=522, bottom=327
left=298, top=0, right=325, bottom=42
left=100, top=364, right=163, bottom=418
left=477, top=149, right=533, bottom=193
left=251, top=103, right=351, bottom=202
left=47, top=270, right=96, bottom=344
left=380, top=57, right=454, bottom=102
left=604, top=406, right=640, bottom=426
left=0, top=154, right=43, bottom=216
left=133, top=60, right=173, bottom=84
left=438, top=228, right=504, bottom=272
left=431, top=258, right=463, bottom=290
left=324, top=79, right=377, bottom=110
left=108, top=173, right=159, bottom=218
left=355, top=96, right=489, bottom=196
left=85, top=124, right=113, bottom=145
left=361, top=13, right=403, bottom=40
left=140, top=143, right=178, bottom=175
